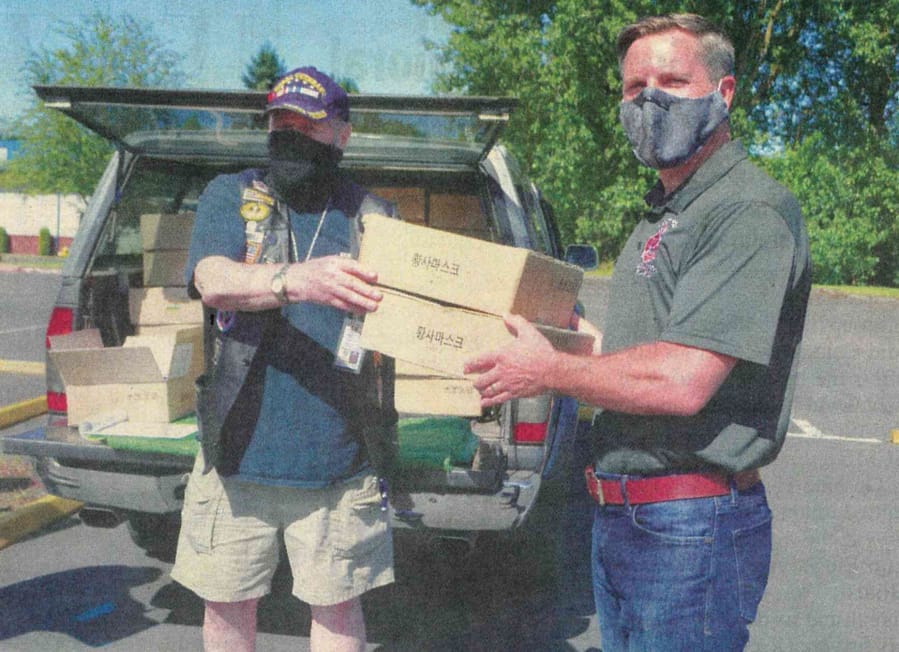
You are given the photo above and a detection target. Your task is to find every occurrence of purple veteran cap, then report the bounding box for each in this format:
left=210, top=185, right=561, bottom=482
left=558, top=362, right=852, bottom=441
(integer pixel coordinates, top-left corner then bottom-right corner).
left=265, top=67, right=349, bottom=122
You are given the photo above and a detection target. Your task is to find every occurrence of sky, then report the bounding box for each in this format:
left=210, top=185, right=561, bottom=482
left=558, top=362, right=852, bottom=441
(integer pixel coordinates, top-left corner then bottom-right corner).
left=0, top=0, right=452, bottom=124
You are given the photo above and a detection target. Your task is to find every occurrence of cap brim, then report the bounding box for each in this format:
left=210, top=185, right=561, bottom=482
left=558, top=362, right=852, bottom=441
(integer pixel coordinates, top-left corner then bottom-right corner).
left=264, top=100, right=332, bottom=121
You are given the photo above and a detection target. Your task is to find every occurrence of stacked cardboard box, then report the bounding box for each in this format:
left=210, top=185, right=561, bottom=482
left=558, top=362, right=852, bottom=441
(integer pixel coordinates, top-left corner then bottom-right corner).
left=129, top=286, right=204, bottom=335
left=358, top=213, right=582, bottom=328
left=393, top=360, right=483, bottom=416
left=141, top=213, right=195, bottom=287
left=48, top=212, right=206, bottom=433
left=134, top=212, right=203, bottom=335
left=358, top=214, right=591, bottom=416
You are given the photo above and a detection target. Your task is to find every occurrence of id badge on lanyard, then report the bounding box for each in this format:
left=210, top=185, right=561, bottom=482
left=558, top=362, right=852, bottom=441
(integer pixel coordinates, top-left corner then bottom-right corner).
left=299, top=205, right=369, bottom=375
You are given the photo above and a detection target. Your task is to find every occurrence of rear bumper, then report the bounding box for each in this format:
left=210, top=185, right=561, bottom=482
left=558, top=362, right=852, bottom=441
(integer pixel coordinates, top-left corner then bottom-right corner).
left=391, top=469, right=541, bottom=533
left=35, top=458, right=189, bottom=514
left=3, top=426, right=545, bottom=533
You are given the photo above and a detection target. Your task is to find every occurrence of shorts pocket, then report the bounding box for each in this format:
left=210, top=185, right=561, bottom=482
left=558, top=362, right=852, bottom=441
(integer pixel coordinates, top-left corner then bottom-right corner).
left=733, top=511, right=772, bottom=622
left=332, top=475, right=389, bottom=559
left=181, top=467, right=225, bottom=554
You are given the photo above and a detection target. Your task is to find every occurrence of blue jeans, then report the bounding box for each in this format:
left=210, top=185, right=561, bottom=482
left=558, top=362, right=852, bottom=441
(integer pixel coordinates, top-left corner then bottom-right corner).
left=591, top=479, right=772, bottom=651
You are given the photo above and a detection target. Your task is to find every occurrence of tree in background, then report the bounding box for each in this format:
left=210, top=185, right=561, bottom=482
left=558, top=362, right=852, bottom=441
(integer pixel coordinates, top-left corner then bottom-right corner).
left=4, top=12, right=184, bottom=200
left=242, top=43, right=286, bottom=91
left=414, top=0, right=899, bottom=285
left=335, top=76, right=361, bottom=94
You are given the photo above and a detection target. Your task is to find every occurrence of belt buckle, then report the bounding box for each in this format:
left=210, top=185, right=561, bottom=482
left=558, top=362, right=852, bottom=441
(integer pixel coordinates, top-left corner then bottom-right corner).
left=585, top=466, right=605, bottom=506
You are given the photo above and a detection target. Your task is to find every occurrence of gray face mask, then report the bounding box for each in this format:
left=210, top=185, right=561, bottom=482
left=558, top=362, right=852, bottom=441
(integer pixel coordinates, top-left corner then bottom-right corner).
left=619, top=87, right=729, bottom=169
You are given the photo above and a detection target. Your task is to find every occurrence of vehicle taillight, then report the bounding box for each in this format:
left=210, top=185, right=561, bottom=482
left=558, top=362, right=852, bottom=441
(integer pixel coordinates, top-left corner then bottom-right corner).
left=45, top=307, right=74, bottom=412
left=514, top=421, right=548, bottom=443
left=513, top=395, right=552, bottom=444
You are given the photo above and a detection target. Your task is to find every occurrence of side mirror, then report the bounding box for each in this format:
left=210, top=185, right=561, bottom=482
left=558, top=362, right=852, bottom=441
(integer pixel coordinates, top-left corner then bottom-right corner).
left=564, top=244, right=599, bottom=270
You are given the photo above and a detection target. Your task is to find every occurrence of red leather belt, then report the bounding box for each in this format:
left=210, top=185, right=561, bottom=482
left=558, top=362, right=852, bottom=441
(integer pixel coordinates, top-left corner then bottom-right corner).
left=584, top=466, right=761, bottom=506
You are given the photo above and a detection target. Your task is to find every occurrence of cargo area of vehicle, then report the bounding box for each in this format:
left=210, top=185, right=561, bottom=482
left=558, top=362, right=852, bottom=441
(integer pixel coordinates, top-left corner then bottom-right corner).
left=2, top=87, right=586, bottom=550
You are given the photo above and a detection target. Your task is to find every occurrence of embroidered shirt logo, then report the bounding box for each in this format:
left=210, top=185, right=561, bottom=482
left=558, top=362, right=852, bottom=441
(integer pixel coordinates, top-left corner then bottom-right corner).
left=637, top=216, right=678, bottom=278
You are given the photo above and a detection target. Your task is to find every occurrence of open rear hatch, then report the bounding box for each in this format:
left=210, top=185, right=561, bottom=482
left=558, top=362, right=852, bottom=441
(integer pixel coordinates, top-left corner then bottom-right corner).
left=31, top=84, right=516, bottom=169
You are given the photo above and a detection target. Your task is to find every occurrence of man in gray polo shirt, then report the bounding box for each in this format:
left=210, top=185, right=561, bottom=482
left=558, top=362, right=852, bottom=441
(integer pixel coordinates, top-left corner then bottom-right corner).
left=465, top=13, right=810, bottom=651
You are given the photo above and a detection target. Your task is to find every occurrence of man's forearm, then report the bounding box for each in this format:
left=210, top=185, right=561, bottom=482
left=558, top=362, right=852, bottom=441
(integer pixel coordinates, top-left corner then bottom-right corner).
left=546, top=341, right=737, bottom=416
left=193, top=254, right=384, bottom=315
left=193, top=256, right=287, bottom=312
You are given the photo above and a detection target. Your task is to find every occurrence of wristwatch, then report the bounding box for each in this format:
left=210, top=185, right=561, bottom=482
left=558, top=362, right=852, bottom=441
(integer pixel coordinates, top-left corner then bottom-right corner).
left=270, top=262, right=291, bottom=304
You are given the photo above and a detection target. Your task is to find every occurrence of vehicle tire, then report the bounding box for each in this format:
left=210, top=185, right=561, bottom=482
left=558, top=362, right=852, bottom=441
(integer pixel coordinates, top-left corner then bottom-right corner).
left=126, top=512, right=180, bottom=562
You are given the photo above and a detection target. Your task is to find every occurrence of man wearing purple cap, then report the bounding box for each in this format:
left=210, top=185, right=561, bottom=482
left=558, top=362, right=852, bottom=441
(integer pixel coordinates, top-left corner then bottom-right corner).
left=171, top=67, right=397, bottom=652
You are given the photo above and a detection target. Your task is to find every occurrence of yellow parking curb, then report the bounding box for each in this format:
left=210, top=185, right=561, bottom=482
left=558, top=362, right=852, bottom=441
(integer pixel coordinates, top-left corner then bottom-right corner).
left=0, top=495, right=83, bottom=550
left=0, top=395, right=47, bottom=429
left=891, top=430, right=899, bottom=445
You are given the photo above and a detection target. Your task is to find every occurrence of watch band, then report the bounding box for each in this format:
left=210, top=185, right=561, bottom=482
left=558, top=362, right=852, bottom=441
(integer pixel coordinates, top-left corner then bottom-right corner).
left=270, top=262, right=291, bottom=304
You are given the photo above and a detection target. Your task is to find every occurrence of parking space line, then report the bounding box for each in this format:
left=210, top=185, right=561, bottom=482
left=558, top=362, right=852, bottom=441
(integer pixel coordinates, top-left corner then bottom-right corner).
left=0, top=360, right=45, bottom=375
left=0, top=325, right=45, bottom=336
left=788, top=418, right=883, bottom=444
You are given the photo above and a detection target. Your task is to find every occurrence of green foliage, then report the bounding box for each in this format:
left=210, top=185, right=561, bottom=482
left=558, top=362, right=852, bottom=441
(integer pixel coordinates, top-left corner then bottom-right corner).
left=414, top=0, right=899, bottom=285
left=5, top=111, right=114, bottom=197
left=335, top=76, right=361, bottom=94
left=759, top=135, right=899, bottom=286
left=242, top=43, right=286, bottom=91
left=6, top=12, right=184, bottom=198
left=0, top=227, right=8, bottom=254
left=37, top=227, right=53, bottom=256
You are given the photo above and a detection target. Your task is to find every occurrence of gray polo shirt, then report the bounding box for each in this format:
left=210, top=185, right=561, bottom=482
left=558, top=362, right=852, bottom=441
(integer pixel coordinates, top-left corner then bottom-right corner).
left=594, top=140, right=811, bottom=475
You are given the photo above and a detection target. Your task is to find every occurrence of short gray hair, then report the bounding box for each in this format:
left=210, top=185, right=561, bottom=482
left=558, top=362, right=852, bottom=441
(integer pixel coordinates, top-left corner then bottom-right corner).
left=616, top=13, right=735, bottom=81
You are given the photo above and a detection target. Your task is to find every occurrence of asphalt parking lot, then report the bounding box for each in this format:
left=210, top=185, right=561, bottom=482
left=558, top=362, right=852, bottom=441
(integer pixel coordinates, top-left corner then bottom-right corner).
left=1, top=270, right=897, bottom=650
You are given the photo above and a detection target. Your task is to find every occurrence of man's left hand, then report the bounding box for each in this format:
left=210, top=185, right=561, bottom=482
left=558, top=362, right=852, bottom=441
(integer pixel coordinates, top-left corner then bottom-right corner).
left=464, top=314, right=555, bottom=407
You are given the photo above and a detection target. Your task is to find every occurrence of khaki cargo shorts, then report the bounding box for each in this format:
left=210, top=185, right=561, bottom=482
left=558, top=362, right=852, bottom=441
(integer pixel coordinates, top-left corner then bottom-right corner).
left=170, top=454, right=394, bottom=606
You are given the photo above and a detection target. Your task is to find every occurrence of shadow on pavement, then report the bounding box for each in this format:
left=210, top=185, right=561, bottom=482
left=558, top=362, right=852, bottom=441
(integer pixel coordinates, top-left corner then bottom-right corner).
left=0, top=565, right=163, bottom=647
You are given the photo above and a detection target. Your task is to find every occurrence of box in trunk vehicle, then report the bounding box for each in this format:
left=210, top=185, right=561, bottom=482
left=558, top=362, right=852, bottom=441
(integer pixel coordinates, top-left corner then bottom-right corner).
left=139, top=213, right=196, bottom=250
left=129, top=287, right=203, bottom=327
left=48, top=326, right=204, bottom=426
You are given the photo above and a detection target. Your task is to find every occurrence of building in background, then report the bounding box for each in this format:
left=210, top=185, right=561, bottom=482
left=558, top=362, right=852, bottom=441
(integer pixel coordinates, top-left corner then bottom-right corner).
left=0, top=139, right=21, bottom=167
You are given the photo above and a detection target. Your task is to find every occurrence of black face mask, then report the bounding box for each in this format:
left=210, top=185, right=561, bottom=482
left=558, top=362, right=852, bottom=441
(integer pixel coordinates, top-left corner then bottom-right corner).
left=267, top=130, right=342, bottom=209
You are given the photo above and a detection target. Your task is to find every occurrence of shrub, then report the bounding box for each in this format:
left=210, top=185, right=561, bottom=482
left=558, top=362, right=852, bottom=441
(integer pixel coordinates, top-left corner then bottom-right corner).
left=38, top=227, right=53, bottom=256
left=758, top=135, right=899, bottom=287
left=0, top=227, right=7, bottom=254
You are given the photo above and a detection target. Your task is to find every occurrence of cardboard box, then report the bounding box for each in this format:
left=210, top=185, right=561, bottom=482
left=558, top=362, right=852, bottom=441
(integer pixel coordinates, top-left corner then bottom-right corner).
left=358, top=214, right=583, bottom=328
left=140, top=213, right=195, bottom=251
left=394, top=361, right=483, bottom=416
left=370, top=187, right=426, bottom=224
left=361, top=289, right=594, bottom=378
left=129, top=287, right=203, bottom=326
left=395, top=376, right=482, bottom=416
left=49, top=326, right=204, bottom=426
left=143, top=250, right=190, bottom=287
left=428, top=193, right=485, bottom=235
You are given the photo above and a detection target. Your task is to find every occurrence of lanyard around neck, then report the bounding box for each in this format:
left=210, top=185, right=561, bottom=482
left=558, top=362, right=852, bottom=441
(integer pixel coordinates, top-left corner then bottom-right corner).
left=285, top=199, right=331, bottom=263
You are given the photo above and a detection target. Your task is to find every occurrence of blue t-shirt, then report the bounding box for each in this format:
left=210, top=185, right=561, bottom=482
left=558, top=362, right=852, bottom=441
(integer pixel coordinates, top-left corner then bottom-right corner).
left=186, top=172, right=372, bottom=487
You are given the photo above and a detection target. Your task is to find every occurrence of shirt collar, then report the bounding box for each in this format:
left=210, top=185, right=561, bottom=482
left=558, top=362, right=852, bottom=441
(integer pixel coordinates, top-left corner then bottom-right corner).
left=644, top=140, right=748, bottom=216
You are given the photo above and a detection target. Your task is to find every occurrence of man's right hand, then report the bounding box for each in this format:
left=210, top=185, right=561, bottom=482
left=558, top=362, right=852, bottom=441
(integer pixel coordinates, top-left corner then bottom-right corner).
left=284, top=255, right=382, bottom=314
